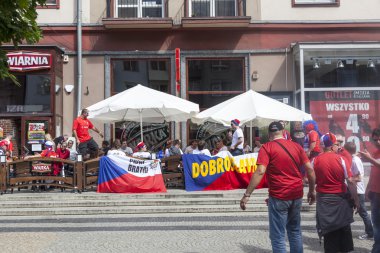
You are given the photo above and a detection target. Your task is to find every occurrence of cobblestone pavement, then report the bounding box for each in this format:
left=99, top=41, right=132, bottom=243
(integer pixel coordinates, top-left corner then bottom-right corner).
left=0, top=212, right=373, bottom=253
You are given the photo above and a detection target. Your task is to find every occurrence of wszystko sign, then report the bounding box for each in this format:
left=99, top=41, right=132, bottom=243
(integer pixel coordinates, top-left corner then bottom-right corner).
left=7, top=51, right=52, bottom=71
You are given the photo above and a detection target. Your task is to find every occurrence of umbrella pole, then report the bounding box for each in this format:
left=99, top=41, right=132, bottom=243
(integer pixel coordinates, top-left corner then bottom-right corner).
left=250, top=121, right=253, bottom=149
left=139, top=109, right=143, bottom=142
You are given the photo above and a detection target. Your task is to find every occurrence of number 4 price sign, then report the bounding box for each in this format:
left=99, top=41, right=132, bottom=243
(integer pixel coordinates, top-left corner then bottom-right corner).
left=309, top=90, right=380, bottom=154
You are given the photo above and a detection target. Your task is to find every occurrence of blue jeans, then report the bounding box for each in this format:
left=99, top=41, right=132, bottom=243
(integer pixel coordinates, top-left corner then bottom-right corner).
left=230, top=148, right=243, bottom=156
left=268, top=196, right=303, bottom=253
left=358, top=194, right=373, bottom=237
left=369, top=192, right=380, bottom=253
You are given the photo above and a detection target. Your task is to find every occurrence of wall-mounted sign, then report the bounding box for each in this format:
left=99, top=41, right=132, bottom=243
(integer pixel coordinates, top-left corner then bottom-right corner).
left=310, top=90, right=380, bottom=154
left=7, top=51, right=52, bottom=72
left=27, top=122, right=45, bottom=144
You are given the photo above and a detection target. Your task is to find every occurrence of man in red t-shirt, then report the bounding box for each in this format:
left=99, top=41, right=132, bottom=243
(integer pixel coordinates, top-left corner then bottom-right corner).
left=303, top=120, right=321, bottom=159
left=313, top=132, right=359, bottom=253
left=0, top=135, right=13, bottom=156
left=72, top=109, right=103, bottom=158
left=359, top=128, right=380, bottom=252
left=240, top=121, right=316, bottom=253
left=56, top=142, right=70, bottom=176
left=26, top=141, right=61, bottom=176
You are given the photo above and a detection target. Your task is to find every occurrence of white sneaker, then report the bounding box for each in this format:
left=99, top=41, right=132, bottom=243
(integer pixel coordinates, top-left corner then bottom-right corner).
left=358, top=234, right=373, bottom=240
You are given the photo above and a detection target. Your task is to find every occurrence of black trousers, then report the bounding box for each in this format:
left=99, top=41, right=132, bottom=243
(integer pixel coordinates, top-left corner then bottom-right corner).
left=78, top=138, right=99, bottom=156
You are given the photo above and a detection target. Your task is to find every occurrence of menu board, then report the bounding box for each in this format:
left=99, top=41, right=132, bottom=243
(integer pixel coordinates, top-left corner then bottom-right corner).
left=28, top=122, right=45, bottom=144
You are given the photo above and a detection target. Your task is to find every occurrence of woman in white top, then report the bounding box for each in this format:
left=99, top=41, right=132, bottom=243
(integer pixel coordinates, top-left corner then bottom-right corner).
left=133, top=142, right=151, bottom=159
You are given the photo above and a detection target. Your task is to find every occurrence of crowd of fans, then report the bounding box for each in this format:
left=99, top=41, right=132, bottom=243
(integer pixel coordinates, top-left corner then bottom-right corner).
left=240, top=120, right=379, bottom=253
left=0, top=109, right=378, bottom=252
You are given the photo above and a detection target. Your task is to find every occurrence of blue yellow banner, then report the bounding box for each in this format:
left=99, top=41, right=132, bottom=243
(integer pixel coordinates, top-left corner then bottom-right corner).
left=182, top=151, right=259, bottom=191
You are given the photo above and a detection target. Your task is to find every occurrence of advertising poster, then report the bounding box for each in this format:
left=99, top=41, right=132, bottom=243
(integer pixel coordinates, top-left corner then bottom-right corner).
left=28, top=122, right=45, bottom=144
left=310, top=90, right=380, bottom=154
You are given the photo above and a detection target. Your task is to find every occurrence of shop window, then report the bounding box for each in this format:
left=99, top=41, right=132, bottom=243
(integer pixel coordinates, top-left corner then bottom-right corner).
left=0, top=75, right=51, bottom=114
left=187, top=58, right=244, bottom=109
left=187, top=58, right=244, bottom=150
left=304, top=59, right=380, bottom=88
left=112, top=58, right=170, bottom=94
left=190, top=0, right=236, bottom=17
left=123, top=60, right=139, bottom=72
left=211, top=60, right=230, bottom=72
left=150, top=61, right=166, bottom=71
left=116, top=0, right=164, bottom=18
left=292, top=0, right=339, bottom=7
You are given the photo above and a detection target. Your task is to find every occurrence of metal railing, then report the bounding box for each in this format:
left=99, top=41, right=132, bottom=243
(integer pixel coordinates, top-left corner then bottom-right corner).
left=113, top=0, right=165, bottom=18
left=106, top=0, right=246, bottom=20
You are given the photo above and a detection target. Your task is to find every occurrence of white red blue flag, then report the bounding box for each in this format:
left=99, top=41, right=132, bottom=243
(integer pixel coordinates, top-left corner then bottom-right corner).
left=97, top=155, right=167, bottom=193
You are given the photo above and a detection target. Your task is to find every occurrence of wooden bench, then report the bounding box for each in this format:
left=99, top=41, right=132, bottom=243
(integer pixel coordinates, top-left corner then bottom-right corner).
left=160, top=155, right=184, bottom=189
left=83, top=158, right=100, bottom=191
left=3, top=157, right=77, bottom=193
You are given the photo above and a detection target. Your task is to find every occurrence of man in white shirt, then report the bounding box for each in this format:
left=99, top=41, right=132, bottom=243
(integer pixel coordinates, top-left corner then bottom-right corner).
left=230, top=119, right=244, bottom=156
left=119, top=140, right=133, bottom=156
left=344, top=141, right=374, bottom=240
left=193, top=140, right=211, bottom=156
left=133, top=142, right=151, bottom=159
left=184, top=139, right=199, bottom=154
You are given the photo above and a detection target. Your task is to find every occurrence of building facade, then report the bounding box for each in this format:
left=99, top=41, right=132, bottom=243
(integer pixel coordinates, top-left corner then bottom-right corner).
left=1, top=0, right=380, bottom=155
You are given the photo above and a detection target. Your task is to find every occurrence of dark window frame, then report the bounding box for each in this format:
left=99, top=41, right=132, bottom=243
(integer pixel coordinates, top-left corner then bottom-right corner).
left=292, top=0, right=340, bottom=7
left=186, top=0, right=245, bottom=17
left=186, top=57, right=245, bottom=111
left=37, top=0, right=60, bottom=9
left=111, top=57, right=172, bottom=96
left=115, top=0, right=167, bottom=18
left=123, top=60, right=139, bottom=72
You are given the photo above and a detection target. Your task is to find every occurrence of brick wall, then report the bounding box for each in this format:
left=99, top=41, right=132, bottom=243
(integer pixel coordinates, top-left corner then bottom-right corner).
left=0, top=119, right=19, bottom=157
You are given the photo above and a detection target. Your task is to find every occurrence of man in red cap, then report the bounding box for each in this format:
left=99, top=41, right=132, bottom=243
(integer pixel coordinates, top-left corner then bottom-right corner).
left=313, top=132, right=359, bottom=253
left=230, top=119, right=244, bottom=156
left=132, top=142, right=151, bottom=159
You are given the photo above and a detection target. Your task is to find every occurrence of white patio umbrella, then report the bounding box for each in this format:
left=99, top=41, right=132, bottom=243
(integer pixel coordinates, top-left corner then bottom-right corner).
left=191, top=90, right=312, bottom=147
left=87, top=84, right=199, bottom=142
left=192, top=90, right=312, bottom=127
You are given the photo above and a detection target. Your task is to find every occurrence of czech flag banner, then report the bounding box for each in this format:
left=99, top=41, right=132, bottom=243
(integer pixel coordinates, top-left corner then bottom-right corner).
left=183, top=151, right=266, bottom=191
left=97, top=155, right=166, bottom=193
